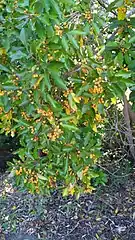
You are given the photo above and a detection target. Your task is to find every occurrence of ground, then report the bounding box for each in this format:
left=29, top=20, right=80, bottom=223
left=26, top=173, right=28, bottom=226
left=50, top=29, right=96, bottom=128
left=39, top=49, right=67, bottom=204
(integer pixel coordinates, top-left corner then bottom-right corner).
left=0, top=152, right=135, bottom=240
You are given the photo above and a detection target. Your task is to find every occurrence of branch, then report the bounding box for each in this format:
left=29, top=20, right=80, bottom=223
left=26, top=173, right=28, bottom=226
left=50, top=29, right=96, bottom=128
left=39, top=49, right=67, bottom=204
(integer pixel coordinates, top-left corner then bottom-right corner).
left=127, top=7, right=135, bottom=18
left=63, top=64, right=81, bottom=78
left=97, top=163, right=131, bottom=177
left=97, top=0, right=107, bottom=9
left=108, top=29, right=118, bottom=41
left=97, top=0, right=117, bottom=16
left=108, top=8, right=135, bottom=41
left=123, top=95, right=135, bottom=164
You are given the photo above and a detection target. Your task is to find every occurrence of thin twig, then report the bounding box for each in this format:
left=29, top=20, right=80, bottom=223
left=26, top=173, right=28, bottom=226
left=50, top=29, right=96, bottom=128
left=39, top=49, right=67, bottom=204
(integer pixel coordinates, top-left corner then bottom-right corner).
left=97, top=0, right=117, bottom=16
left=65, top=219, right=84, bottom=236
left=63, top=64, right=81, bottom=78
left=108, top=8, right=135, bottom=41
left=97, top=164, right=131, bottom=177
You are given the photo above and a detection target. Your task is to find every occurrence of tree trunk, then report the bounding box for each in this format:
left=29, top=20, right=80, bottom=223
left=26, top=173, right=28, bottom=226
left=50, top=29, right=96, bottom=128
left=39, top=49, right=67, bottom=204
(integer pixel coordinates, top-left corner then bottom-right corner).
left=123, top=95, right=135, bottom=165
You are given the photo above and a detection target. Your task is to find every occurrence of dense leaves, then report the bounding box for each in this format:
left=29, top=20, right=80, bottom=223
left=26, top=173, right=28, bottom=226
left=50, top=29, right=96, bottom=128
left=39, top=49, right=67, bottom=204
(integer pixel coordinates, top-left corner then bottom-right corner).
left=0, top=0, right=135, bottom=196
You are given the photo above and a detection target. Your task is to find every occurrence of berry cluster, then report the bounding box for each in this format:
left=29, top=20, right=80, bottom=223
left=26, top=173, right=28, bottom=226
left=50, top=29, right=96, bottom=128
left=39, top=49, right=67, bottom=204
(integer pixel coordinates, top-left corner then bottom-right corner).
left=54, top=25, right=63, bottom=37
left=12, top=74, right=19, bottom=86
left=63, top=100, right=75, bottom=115
left=63, top=89, right=73, bottom=97
left=84, top=11, right=92, bottom=22
left=89, top=77, right=103, bottom=94
left=15, top=167, right=40, bottom=193
left=90, top=153, right=98, bottom=163
left=37, top=108, right=54, bottom=121
left=95, top=113, right=104, bottom=123
left=47, top=125, right=63, bottom=141
left=15, top=167, right=23, bottom=176
left=118, top=6, right=127, bottom=14
left=21, top=111, right=31, bottom=121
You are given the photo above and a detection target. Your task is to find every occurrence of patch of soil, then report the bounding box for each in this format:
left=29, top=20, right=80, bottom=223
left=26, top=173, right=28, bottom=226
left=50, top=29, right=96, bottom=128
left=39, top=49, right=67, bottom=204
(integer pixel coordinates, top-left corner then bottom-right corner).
left=0, top=170, right=135, bottom=240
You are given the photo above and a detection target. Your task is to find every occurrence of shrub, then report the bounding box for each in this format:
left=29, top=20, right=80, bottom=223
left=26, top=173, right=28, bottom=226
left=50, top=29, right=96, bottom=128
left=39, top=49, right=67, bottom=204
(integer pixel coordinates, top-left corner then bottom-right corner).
left=0, top=0, right=135, bottom=196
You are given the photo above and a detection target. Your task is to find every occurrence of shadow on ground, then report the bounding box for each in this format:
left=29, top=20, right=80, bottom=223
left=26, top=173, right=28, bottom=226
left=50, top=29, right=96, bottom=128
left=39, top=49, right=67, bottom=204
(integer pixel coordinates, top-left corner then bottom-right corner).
left=0, top=169, right=135, bottom=240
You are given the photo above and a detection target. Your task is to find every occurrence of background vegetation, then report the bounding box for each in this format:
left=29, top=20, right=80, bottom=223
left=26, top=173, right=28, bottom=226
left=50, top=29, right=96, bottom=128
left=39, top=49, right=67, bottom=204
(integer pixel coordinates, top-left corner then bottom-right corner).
left=0, top=0, right=135, bottom=196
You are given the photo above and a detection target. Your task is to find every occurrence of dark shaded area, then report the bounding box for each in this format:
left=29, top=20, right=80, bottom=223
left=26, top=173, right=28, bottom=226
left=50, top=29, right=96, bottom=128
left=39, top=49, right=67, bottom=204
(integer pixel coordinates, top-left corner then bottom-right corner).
left=0, top=171, right=134, bottom=240
left=0, top=134, right=19, bottom=171
left=0, top=150, right=14, bottom=171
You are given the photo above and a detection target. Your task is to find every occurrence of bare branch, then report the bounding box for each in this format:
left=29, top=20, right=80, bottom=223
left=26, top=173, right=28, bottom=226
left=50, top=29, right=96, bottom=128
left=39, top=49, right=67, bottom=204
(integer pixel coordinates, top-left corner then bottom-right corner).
left=97, top=0, right=117, bottom=16
left=123, top=95, right=135, bottom=164
left=108, top=29, right=118, bottom=41
left=108, top=8, right=135, bottom=41
left=97, top=0, right=108, bottom=9
left=63, top=64, right=81, bottom=78
left=127, top=8, right=135, bottom=18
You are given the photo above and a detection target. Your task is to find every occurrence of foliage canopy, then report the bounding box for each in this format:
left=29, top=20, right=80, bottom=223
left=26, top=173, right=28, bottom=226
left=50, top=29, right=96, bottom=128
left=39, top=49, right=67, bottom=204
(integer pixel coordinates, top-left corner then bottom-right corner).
left=0, top=0, right=135, bottom=196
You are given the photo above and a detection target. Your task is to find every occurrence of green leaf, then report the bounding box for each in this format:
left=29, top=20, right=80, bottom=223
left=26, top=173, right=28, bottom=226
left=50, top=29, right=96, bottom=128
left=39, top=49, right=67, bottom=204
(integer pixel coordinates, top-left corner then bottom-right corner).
left=3, top=86, right=19, bottom=91
left=124, top=53, right=131, bottom=65
left=2, top=38, right=10, bottom=51
left=106, top=41, right=119, bottom=49
left=130, top=17, right=135, bottom=27
left=10, top=51, right=27, bottom=62
left=37, top=173, right=47, bottom=180
left=19, top=100, right=29, bottom=107
left=129, top=36, right=135, bottom=43
left=35, top=20, right=46, bottom=38
left=110, top=83, right=124, bottom=98
left=13, top=118, right=29, bottom=127
left=86, top=46, right=93, bottom=57
left=98, top=104, right=104, bottom=114
left=60, top=116, right=75, bottom=121
left=84, top=132, right=91, bottom=147
left=63, top=187, right=68, bottom=197
left=50, top=0, right=62, bottom=19
left=43, top=0, right=50, bottom=13
left=46, top=26, right=54, bottom=38
left=19, top=0, right=29, bottom=7
left=61, top=36, right=69, bottom=51
left=118, top=78, right=134, bottom=85
left=51, top=73, right=67, bottom=90
left=42, top=71, right=51, bottom=91
left=63, top=146, right=74, bottom=152
left=46, top=94, right=57, bottom=108
left=107, top=0, right=124, bottom=11
left=128, top=60, right=135, bottom=70
left=34, top=0, right=44, bottom=13
left=67, top=34, right=79, bottom=49
left=114, top=52, right=123, bottom=67
left=63, top=157, right=68, bottom=175
left=48, top=61, right=63, bottom=72
left=68, top=94, right=77, bottom=111
left=4, top=103, right=11, bottom=113
left=115, top=70, right=131, bottom=78
left=60, top=123, right=78, bottom=131
left=92, top=22, right=100, bottom=35
left=0, top=64, right=10, bottom=72
left=39, top=15, right=50, bottom=26
left=33, top=90, right=40, bottom=104
left=20, top=28, right=27, bottom=46
left=60, top=0, right=73, bottom=5
left=68, top=30, right=86, bottom=35
left=0, top=95, right=8, bottom=107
